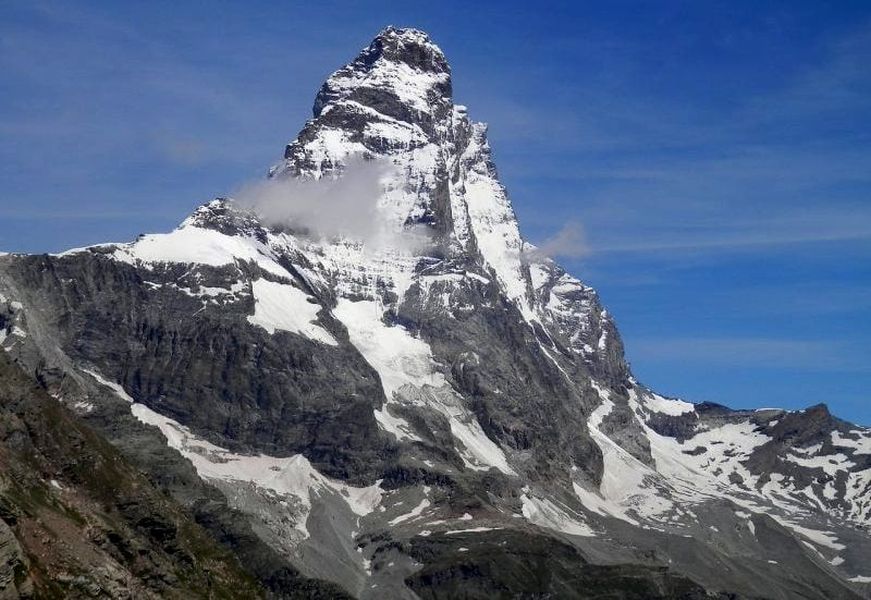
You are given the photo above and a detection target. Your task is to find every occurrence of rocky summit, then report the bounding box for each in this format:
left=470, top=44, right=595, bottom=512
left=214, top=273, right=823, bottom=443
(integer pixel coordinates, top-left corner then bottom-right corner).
left=0, top=26, right=869, bottom=599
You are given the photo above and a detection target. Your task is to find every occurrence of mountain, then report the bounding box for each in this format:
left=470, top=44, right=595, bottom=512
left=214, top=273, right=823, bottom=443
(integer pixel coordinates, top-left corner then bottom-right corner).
left=1, top=26, right=869, bottom=599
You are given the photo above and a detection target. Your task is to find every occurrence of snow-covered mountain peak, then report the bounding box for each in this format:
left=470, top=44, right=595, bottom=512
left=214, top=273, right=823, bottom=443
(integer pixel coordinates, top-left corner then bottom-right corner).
left=312, top=27, right=450, bottom=120
left=274, top=27, right=454, bottom=181
left=339, top=26, right=449, bottom=81
left=236, top=28, right=624, bottom=375
left=266, top=29, right=538, bottom=305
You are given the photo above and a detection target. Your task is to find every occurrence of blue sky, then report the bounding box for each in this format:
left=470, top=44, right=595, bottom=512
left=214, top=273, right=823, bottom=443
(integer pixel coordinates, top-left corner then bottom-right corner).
left=1, top=1, right=869, bottom=424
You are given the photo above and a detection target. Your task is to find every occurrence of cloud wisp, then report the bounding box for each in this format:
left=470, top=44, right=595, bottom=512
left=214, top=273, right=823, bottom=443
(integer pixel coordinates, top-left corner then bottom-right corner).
left=233, top=158, right=430, bottom=251
left=534, top=221, right=591, bottom=259
left=628, top=336, right=869, bottom=373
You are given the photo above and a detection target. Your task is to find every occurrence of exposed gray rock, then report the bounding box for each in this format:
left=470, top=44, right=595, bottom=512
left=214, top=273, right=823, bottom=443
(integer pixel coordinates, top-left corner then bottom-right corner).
left=0, top=520, right=28, bottom=600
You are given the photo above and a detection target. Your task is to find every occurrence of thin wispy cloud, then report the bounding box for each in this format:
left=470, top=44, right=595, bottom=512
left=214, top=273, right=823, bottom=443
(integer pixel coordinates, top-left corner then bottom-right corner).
left=534, top=221, right=590, bottom=259
left=591, top=217, right=871, bottom=255
left=665, top=283, right=871, bottom=320
left=233, top=159, right=431, bottom=251
left=742, top=24, right=871, bottom=122
left=628, top=337, right=868, bottom=373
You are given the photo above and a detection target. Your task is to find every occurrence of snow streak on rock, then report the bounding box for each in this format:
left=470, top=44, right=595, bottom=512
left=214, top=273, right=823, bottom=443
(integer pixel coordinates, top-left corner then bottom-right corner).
left=84, top=369, right=382, bottom=540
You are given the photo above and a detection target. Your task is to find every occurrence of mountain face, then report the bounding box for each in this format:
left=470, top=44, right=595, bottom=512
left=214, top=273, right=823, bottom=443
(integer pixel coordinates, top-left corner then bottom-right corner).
left=1, top=26, right=869, bottom=599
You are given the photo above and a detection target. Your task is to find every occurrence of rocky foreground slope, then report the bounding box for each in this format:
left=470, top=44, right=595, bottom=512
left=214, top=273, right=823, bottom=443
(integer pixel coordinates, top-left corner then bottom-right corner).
left=1, top=26, right=869, bottom=599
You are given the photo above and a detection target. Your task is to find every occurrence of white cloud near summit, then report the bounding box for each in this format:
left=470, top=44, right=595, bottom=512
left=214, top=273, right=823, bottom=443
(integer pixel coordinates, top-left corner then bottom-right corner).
left=536, top=221, right=590, bottom=259
left=233, top=158, right=430, bottom=250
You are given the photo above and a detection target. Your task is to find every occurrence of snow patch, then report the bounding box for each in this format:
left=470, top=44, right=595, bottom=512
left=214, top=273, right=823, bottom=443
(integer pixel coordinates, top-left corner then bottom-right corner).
left=775, top=520, right=845, bottom=551
left=832, top=431, right=871, bottom=456
left=246, top=278, right=337, bottom=345
left=389, top=498, right=431, bottom=526
left=573, top=383, right=670, bottom=525
left=786, top=450, right=853, bottom=476
left=520, top=494, right=595, bottom=537
left=83, top=369, right=134, bottom=403
left=644, top=392, right=695, bottom=416
left=445, top=527, right=501, bottom=535
left=333, top=299, right=444, bottom=397
left=114, top=225, right=291, bottom=278
left=333, top=299, right=515, bottom=474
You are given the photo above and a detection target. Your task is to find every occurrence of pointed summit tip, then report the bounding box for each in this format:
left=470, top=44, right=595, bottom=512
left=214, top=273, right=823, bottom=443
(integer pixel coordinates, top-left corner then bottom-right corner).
left=356, top=25, right=449, bottom=74
left=375, top=25, right=436, bottom=45
left=306, top=25, right=453, bottom=127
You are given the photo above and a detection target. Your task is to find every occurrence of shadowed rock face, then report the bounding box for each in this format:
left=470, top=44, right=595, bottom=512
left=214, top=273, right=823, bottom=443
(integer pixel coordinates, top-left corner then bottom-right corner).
left=0, top=26, right=869, bottom=600
left=404, top=529, right=731, bottom=600
left=0, top=352, right=266, bottom=599
left=0, top=251, right=391, bottom=482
